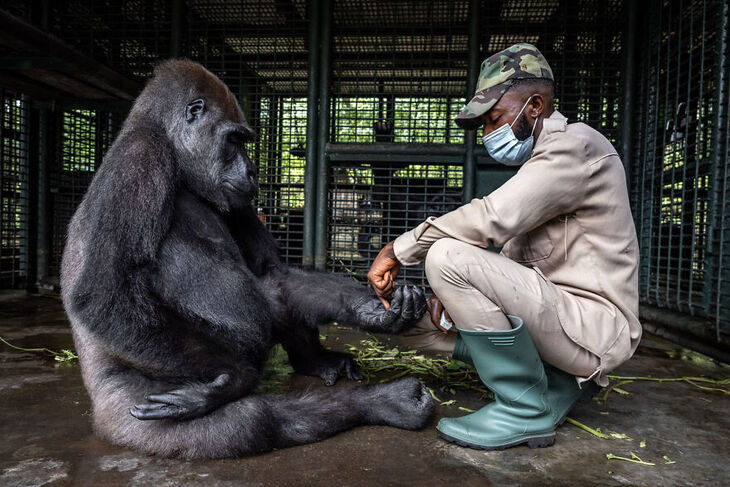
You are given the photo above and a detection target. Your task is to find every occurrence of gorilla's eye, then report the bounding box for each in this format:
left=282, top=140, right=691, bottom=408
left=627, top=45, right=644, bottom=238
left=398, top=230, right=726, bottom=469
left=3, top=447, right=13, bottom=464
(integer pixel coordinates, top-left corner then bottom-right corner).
left=185, top=99, right=205, bottom=123
left=223, top=132, right=244, bottom=161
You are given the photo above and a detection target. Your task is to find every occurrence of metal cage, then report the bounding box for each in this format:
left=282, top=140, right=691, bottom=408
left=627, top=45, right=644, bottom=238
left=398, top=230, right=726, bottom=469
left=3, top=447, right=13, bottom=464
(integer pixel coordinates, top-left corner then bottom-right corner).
left=0, top=0, right=729, bottom=348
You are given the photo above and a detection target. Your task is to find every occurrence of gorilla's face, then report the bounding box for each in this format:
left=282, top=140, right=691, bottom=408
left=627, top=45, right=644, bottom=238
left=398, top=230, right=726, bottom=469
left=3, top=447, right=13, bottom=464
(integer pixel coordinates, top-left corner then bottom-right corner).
left=174, top=93, right=258, bottom=212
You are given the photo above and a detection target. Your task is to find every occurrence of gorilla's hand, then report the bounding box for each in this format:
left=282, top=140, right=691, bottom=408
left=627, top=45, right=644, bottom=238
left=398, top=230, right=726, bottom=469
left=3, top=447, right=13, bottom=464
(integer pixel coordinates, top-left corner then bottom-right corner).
left=293, top=350, right=363, bottom=386
left=130, top=373, right=233, bottom=421
left=349, top=284, right=427, bottom=334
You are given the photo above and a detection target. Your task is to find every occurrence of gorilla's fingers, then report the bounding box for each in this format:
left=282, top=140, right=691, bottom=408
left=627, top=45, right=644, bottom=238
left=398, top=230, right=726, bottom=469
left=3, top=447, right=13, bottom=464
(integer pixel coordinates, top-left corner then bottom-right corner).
left=413, top=286, right=428, bottom=319
left=321, top=369, right=339, bottom=386
left=132, top=402, right=167, bottom=411
left=400, top=285, right=415, bottom=320
left=145, top=392, right=188, bottom=405
left=389, top=286, right=405, bottom=314
left=130, top=403, right=184, bottom=421
left=345, top=359, right=363, bottom=381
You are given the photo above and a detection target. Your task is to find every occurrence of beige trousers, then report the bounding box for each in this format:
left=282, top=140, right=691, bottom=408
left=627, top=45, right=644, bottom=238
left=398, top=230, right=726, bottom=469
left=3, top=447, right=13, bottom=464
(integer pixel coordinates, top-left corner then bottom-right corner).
left=400, top=238, right=599, bottom=377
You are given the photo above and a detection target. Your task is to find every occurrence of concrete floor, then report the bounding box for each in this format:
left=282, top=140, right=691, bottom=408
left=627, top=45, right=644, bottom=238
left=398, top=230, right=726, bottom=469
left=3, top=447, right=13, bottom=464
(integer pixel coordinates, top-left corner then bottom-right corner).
left=1, top=293, right=729, bottom=487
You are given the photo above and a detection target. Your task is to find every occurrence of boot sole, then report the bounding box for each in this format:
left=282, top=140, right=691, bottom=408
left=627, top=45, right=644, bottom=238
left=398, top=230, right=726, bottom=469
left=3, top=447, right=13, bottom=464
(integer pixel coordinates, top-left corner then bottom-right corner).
left=439, top=431, right=556, bottom=450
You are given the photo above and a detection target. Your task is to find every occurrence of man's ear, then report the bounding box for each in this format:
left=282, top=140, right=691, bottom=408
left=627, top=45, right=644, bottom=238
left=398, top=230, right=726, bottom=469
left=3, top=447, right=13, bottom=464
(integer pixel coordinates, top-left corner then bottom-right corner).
left=530, top=94, right=545, bottom=117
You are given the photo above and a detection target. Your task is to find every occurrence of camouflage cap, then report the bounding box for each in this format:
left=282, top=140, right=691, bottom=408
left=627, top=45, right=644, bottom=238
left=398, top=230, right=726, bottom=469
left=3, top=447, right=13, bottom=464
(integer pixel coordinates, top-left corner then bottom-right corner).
left=455, top=43, right=553, bottom=130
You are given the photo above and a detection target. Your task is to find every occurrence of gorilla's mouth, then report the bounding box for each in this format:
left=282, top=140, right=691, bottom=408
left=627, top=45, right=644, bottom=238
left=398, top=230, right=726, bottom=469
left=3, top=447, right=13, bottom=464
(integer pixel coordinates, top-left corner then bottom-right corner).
left=223, top=178, right=258, bottom=196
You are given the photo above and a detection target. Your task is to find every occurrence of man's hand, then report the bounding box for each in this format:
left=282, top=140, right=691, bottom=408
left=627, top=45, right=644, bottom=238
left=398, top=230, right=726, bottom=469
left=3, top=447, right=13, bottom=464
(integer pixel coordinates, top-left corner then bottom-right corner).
left=367, top=241, right=402, bottom=309
left=427, top=294, right=452, bottom=333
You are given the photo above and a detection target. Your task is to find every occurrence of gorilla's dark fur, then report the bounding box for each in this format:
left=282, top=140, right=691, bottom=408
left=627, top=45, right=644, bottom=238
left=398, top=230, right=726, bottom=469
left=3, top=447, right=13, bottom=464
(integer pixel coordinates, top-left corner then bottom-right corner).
left=60, top=60, right=431, bottom=459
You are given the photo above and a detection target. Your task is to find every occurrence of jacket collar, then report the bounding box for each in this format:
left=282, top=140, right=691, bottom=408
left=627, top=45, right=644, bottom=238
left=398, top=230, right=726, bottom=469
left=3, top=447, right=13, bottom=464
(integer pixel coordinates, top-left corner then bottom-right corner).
left=535, top=110, right=567, bottom=148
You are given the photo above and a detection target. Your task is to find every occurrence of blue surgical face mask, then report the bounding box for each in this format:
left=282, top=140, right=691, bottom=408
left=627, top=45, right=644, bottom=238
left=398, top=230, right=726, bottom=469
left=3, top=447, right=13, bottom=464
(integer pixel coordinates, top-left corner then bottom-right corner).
left=482, top=97, right=537, bottom=166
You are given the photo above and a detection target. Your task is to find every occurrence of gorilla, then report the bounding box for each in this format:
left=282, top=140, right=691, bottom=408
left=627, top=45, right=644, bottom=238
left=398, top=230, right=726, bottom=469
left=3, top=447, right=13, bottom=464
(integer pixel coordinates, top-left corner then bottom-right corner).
left=60, top=60, right=432, bottom=459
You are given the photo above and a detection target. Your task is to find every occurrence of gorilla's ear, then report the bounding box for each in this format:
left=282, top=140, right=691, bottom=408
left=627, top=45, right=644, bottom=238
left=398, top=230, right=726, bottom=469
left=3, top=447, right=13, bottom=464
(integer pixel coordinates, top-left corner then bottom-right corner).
left=185, top=99, right=205, bottom=123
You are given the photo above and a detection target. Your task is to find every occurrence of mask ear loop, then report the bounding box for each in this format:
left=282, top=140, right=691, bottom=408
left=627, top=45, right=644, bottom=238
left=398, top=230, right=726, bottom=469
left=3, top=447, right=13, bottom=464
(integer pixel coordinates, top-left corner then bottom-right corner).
left=529, top=100, right=538, bottom=137
left=510, top=96, right=533, bottom=129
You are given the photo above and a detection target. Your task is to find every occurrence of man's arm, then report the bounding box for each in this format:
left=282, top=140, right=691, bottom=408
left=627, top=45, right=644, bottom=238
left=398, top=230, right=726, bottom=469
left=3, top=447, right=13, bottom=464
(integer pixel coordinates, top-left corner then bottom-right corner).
left=392, top=133, right=590, bottom=265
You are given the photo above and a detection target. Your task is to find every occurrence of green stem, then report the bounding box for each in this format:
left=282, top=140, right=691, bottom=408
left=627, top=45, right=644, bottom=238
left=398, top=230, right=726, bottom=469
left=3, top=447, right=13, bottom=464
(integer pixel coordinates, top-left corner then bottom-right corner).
left=606, top=453, right=655, bottom=466
left=565, top=417, right=610, bottom=439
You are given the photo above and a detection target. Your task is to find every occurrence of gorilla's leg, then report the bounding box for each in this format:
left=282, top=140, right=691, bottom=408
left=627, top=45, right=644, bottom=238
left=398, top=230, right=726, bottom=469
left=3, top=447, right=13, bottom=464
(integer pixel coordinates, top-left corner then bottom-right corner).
left=94, top=368, right=432, bottom=459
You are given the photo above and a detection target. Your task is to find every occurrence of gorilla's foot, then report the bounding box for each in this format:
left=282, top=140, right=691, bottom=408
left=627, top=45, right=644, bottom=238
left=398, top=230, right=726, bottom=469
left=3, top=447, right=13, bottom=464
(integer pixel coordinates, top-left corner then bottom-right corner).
left=363, top=377, right=434, bottom=430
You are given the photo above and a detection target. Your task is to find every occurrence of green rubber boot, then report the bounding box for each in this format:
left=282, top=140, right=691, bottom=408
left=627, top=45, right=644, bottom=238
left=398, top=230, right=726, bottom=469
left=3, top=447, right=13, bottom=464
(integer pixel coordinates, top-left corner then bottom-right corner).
left=451, top=332, right=598, bottom=428
left=544, top=364, right=600, bottom=426
left=437, top=316, right=556, bottom=450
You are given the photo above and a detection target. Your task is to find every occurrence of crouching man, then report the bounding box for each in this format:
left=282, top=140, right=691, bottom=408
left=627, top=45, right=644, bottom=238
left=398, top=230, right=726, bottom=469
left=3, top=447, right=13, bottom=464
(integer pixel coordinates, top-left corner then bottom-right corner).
left=367, top=43, right=641, bottom=450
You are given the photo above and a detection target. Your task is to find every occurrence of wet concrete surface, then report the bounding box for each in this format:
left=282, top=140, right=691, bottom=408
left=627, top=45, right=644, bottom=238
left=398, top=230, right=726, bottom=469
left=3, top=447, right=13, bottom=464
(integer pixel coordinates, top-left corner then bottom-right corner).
left=1, top=293, right=729, bottom=486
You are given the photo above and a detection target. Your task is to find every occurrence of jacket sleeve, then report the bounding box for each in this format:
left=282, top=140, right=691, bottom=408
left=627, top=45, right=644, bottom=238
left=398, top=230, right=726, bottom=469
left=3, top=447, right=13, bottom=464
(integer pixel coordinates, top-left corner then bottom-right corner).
left=393, top=132, right=590, bottom=265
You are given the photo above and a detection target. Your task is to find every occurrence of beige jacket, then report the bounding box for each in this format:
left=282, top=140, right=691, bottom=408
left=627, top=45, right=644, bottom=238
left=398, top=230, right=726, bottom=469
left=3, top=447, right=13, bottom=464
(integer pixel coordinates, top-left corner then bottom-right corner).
left=393, top=110, right=641, bottom=385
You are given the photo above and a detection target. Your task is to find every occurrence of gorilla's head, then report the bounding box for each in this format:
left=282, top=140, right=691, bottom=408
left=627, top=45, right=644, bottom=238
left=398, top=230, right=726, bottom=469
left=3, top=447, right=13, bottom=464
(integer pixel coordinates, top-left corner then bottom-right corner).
left=130, top=60, right=258, bottom=212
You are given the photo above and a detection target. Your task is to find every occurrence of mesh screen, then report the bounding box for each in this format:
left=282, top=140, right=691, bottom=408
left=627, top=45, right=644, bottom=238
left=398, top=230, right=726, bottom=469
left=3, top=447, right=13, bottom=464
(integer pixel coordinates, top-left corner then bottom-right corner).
left=631, top=0, right=726, bottom=342
left=0, top=0, right=33, bottom=20
left=47, top=0, right=173, bottom=80
left=187, top=0, right=308, bottom=265
left=328, top=162, right=463, bottom=286
left=0, top=90, right=29, bottom=288
left=717, top=73, right=730, bottom=341
left=326, top=0, right=468, bottom=283
left=482, top=0, right=624, bottom=147
left=49, top=109, right=117, bottom=276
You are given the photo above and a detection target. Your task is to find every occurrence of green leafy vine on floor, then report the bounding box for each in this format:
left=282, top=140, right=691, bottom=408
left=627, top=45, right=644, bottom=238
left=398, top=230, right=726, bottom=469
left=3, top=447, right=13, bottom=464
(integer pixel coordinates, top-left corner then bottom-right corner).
left=0, top=336, right=78, bottom=362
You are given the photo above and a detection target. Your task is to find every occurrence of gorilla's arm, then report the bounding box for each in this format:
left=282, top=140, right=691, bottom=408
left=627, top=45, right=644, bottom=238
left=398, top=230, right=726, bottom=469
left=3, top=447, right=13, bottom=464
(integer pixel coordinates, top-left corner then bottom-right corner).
left=226, top=205, right=427, bottom=333
left=134, top=215, right=272, bottom=420
left=275, top=267, right=427, bottom=333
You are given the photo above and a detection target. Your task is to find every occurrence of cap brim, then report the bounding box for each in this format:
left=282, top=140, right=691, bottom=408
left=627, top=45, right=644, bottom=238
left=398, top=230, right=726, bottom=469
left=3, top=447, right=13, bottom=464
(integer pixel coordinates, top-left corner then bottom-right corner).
left=454, top=83, right=511, bottom=130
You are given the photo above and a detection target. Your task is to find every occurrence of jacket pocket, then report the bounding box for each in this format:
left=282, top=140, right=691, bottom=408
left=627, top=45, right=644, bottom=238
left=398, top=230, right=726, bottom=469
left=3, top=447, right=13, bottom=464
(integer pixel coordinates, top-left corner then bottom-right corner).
left=509, top=226, right=554, bottom=264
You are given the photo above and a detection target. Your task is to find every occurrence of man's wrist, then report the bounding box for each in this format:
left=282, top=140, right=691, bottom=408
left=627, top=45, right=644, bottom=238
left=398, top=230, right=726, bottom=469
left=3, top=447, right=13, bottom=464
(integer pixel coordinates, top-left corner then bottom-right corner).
left=392, top=230, right=423, bottom=265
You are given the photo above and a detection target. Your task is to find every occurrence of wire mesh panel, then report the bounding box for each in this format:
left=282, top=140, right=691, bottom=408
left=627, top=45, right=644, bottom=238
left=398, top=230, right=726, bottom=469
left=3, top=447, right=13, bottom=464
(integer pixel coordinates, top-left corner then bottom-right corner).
left=0, top=90, right=29, bottom=288
left=481, top=0, right=625, bottom=147
left=187, top=0, right=309, bottom=265
left=328, top=161, right=463, bottom=286
left=49, top=109, right=117, bottom=276
left=631, top=0, right=727, bottom=343
left=331, top=0, right=469, bottom=140
left=713, top=78, right=730, bottom=342
left=48, top=0, right=172, bottom=80
left=327, top=0, right=469, bottom=283
left=717, top=75, right=730, bottom=341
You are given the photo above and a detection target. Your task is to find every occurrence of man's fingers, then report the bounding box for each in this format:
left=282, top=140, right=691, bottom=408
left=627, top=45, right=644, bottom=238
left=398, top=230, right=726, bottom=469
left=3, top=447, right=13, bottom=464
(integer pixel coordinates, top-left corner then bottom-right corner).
left=430, top=300, right=442, bottom=328
left=378, top=295, right=391, bottom=310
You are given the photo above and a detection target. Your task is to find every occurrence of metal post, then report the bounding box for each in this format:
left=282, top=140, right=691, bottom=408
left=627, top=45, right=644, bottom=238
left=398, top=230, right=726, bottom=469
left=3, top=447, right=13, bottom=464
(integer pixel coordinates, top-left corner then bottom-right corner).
left=170, top=0, right=185, bottom=58
left=302, top=0, right=321, bottom=268
left=25, top=97, right=39, bottom=290
left=314, top=0, right=332, bottom=271
left=707, top=0, right=729, bottom=339
left=463, top=0, right=480, bottom=203
left=19, top=95, right=31, bottom=288
left=620, top=0, right=637, bottom=186
left=34, top=107, right=49, bottom=286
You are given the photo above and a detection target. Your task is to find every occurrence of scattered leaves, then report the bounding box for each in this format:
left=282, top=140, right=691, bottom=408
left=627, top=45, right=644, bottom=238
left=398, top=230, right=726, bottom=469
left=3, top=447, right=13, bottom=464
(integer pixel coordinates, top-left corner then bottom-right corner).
left=346, top=334, right=492, bottom=404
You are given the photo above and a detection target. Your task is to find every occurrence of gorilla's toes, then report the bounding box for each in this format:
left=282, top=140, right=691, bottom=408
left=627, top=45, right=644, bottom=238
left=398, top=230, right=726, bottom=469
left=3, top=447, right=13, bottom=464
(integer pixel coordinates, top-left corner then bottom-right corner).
left=369, top=377, right=434, bottom=430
